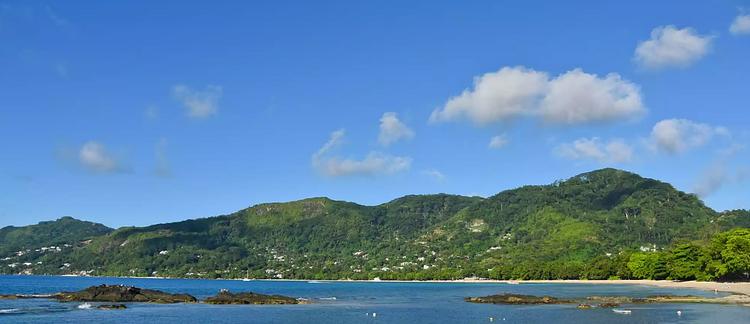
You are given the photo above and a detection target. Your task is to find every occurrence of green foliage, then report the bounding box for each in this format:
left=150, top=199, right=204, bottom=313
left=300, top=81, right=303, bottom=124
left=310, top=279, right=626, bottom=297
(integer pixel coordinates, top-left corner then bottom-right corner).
left=714, top=210, right=750, bottom=231
left=628, top=252, right=666, bottom=280
left=666, top=243, right=704, bottom=280
left=627, top=229, right=750, bottom=281
left=0, top=217, right=112, bottom=255
left=0, top=169, right=747, bottom=281
left=703, top=228, right=750, bottom=280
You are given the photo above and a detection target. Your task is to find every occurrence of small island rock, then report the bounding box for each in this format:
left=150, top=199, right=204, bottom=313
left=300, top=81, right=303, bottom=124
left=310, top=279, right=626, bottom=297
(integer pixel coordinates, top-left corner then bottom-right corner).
left=55, top=285, right=196, bottom=303
left=598, top=302, right=620, bottom=308
left=203, top=290, right=303, bottom=305
left=97, top=304, right=127, bottom=310
left=465, top=294, right=570, bottom=305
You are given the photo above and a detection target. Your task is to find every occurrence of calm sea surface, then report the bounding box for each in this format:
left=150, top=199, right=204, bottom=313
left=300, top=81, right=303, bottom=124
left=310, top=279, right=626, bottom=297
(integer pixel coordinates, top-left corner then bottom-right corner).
left=0, top=275, right=748, bottom=323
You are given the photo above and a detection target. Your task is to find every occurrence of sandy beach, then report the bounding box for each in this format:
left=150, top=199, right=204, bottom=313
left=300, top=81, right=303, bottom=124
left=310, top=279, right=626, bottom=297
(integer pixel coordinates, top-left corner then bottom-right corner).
left=328, top=278, right=750, bottom=297
left=507, top=280, right=750, bottom=296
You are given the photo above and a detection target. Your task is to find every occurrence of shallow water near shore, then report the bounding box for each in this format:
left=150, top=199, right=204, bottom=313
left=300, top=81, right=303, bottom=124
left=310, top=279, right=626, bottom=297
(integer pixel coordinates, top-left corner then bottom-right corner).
left=1, top=275, right=749, bottom=323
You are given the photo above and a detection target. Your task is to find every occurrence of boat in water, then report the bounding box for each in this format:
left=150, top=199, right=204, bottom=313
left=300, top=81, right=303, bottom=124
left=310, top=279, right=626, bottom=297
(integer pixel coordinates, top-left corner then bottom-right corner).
left=612, top=309, right=632, bottom=314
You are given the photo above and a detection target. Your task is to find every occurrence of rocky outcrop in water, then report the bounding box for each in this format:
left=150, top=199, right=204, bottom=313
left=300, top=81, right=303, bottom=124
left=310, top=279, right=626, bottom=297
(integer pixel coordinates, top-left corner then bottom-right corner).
left=466, top=293, right=750, bottom=307
left=97, top=304, right=127, bottom=310
left=464, top=294, right=570, bottom=305
left=586, top=295, right=709, bottom=304
left=203, top=289, right=303, bottom=305
left=597, top=302, right=620, bottom=308
left=54, top=285, right=196, bottom=303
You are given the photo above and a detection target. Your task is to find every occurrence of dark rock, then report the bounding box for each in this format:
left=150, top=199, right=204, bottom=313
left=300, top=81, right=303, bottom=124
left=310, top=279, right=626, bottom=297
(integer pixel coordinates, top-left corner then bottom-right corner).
left=588, top=295, right=703, bottom=304
left=587, top=296, right=635, bottom=304
left=97, top=304, right=127, bottom=310
left=55, top=285, right=196, bottom=303
left=466, top=293, right=740, bottom=307
left=203, top=290, right=303, bottom=305
left=644, top=295, right=706, bottom=303
left=465, top=294, right=571, bottom=305
left=598, top=303, right=620, bottom=308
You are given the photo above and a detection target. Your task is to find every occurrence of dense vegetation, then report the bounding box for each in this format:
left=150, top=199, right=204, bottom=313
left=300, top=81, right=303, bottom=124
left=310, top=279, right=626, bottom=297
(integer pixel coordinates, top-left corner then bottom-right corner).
left=0, top=217, right=112, bottom=256
left=1, top=169, right=748, bottom=281
left=627, top=228, right=750, bottom=281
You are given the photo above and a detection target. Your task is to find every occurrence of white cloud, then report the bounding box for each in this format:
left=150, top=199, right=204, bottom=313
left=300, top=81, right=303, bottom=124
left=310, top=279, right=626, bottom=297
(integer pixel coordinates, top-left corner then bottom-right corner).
left=312, top=129, right=346, bottom=161
left=488, top=134, right=509, bottom=149
left=422, top=169, right=446, bottom=182
left=634, top=25, right=713, bottom=69
left=557, top=137, right=633, bottom=163
left=693, top=145, right=748, bottom=197
left=172, top=84, right=222, bottom=118
left=693, top=164, right=729, bottom=198
left=315, top=153, right=412, bottom=177
left=429, top=66, right=548, bottom=124
left=78, top=141, right=121, bottom=173
left=649, top=119, right=727, bottom=154
left=605, top=140, right=635, bottom=164
left=430, top=66, right=644, bottom=126
left=312, top=130, right=412, bottom=177
left=378, top=112, right=414, bottom=146
left=730, top=14, right=750, bottom=35
left=539, top=69, right=644, bottom=124
left=155, top=138, right=171, bottom=177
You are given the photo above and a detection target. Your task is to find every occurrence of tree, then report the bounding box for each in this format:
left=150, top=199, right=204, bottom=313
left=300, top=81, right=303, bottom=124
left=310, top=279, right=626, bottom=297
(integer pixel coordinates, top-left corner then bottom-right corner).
left=706, top=228, right=750, bottom=280
left=627, top=252, right=667, bottom=279
left=666, top=243, right=704, bottom=281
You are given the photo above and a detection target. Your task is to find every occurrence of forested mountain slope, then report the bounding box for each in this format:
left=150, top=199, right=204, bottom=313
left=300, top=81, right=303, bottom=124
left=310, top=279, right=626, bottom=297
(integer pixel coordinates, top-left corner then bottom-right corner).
left=1, top=169, right=747, bottom=280
left=0, top=217, right=112, bottom=256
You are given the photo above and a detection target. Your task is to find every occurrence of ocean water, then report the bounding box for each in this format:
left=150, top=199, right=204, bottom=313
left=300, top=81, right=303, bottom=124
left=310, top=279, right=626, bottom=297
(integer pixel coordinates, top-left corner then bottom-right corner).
left=0, top=275, right=748, bottom=323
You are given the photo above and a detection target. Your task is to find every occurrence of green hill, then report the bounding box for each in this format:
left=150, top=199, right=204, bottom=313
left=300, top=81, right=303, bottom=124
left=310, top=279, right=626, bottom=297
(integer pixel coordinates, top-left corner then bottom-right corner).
left=0, top=217, right=112, bottom=256
left=1, top=169, right=747, bottom=281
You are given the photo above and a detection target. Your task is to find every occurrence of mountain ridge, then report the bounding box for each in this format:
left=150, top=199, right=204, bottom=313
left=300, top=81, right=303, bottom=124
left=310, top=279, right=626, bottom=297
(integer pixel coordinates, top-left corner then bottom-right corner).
left=1, top=168, right=747, bottom=280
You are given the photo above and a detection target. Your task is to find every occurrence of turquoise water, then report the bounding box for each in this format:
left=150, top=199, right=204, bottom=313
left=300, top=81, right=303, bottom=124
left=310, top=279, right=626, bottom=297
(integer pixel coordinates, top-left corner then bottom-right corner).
left=0, top=275, right=748, bottom=323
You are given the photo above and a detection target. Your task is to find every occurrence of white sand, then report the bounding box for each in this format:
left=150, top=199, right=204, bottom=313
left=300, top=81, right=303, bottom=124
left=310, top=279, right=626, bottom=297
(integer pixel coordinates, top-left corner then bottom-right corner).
left=465, top=279, right=750, bottom=296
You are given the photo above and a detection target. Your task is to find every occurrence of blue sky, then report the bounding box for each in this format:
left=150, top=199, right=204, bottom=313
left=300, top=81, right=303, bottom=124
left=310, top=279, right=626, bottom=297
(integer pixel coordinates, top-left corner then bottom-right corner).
left=1, top=1, right=748, bottom=227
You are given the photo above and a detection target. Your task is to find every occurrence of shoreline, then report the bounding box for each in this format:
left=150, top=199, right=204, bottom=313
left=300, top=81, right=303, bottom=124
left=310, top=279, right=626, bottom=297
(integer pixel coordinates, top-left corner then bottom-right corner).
left=6, top=275, right=750, bottom=296
left=507, top=280, right=750, bottom=296
left=338, top=279, right=750, bottom=296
